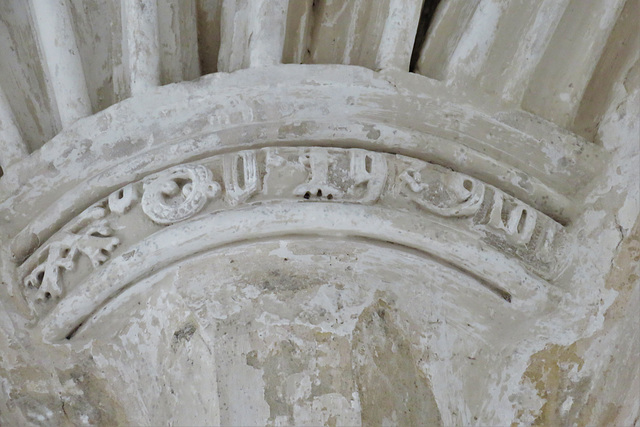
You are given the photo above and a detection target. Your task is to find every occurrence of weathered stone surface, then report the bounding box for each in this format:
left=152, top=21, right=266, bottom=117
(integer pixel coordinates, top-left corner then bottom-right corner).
left=0, top=1, right=638, bottom=426
left=352, top=299, right=443, bottom=426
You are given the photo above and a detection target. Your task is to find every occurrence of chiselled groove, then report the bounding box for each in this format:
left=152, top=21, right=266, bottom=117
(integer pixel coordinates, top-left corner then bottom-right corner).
left=409, top=0, right=443, bottom=73
left=374, top=0, right=423, bottom=71
left=494, top=0, right=571, bottom=104
left=0, top=0, right=629, bottom=149
left=39, top=202, right=545, bottom=342
left=521, top=0, right=626, bottom=128
left=19, top=147, right=568, bottom=326
left=281, top=0, right=314, bottom=64
left=413, top=0, right=480, bottom=80
left=348, top=238, right=512, bottom=303
left=0, top=0, right=60, bottom=151
left=29, top=0, right=92, bottom=128
left=196, top=0, right=223, bottom=75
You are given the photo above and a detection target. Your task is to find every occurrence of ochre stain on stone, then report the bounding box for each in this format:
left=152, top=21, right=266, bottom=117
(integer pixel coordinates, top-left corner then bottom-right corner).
left=56, top=364, right=129, bottom=426
left=518, top=220, right=639, bottom=427
left=352, top=298, right=443, bottom=426
left=519, top=342, right=588, bottom=426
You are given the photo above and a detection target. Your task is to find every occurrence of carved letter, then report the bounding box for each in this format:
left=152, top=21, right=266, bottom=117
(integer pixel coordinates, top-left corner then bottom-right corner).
left=223, top=151, right=260, bottom=205
left=24, top=243, right=74, bottom=301
left=23, top=213, right=119, bottom=301
left=533, top=225, right=558, bottom=264
left=349, top=150, right=387, bottom=203
left=108, top=183, right=138, bottom=214
left=73, top=221, right=120, bottom=267
left=486, top=191, right=537, bottom=245
left=399, top=168, right=484, bottom=217
left=294, top=148, right=343, bottom=200
left=142, top=165, right=221, bottom=224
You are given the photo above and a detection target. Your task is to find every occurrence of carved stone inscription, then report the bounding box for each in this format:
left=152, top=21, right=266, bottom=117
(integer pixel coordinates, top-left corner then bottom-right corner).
left=288, top=148, right=388, bottom=202
left=223, top=151, right=260, bottom=205
left=142, top=165, right=221, bottom=224
left=23, top=206, right=119, bottom=303
left=294, top=148, right=344, bottom=200
left=20, top=147, right=567, bottom=310
left=484, top=190, right=537, bottom=245
left=399, top=166, right=484, bottom=217
left=349, top=150, right=387, bottom=203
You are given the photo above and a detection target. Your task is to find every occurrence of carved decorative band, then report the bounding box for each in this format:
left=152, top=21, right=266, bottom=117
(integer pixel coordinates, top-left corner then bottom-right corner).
left=141, top=165, right=221, bottom=224
left=19, top=147, right=569, bottom=318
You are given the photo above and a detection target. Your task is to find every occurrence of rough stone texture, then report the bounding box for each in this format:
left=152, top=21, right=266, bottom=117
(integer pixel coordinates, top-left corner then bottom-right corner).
left=0, top=1, right=638, bottom=426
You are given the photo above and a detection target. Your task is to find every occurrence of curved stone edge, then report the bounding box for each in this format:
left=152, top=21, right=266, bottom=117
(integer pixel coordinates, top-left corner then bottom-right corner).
left=16, top=146, right=569, bottom=310
left=0, top=65, right=604, bottom=239
left=7, top=124, right=574, bottom=265
left=39, top=202, right=554, bottom=342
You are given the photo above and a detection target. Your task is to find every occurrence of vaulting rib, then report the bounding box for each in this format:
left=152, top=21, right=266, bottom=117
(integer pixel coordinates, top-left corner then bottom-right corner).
left=119, top=0, right=161, bottom=97
left=428, top=0, right=571, bottom=99
left=0, top=0, right=60, bottom=151
left=217, top=0, right=251, bottom=71
left=413, top=0, right=480, bottom=80
left=282, top=0, right=314, bottom=65
left=67, top=0, right=122, bottom=113
left=158, top=0, right=201, bottom=85
left=0, top=86, right=28, bottom=172
left=573, top=0, right=640, bottom=142
left=439, top=0, right=507, bottom=84
left=375, top=0, right=423, bottom=71
left=307, top=0, right=364, bottom=66
left=478, top=0, right=571, bottom=103
left=522, top=0, right=627, bottom=129
left=413, top=0, right=631, bottom=138
left=29, top=0, right=92, bottom=129
left=218, top=0, right=289, bottom=72
left=248, top=0, right=289, bottom=67
left=417, top=0, right=572, bottom=97
left=196, top=0, right=223, bottom=75
left=308, top=0, right=423, bottom=70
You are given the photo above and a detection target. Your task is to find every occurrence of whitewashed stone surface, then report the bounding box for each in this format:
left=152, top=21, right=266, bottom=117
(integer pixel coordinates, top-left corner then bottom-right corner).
left=0, top=1, right=638, bottom=426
